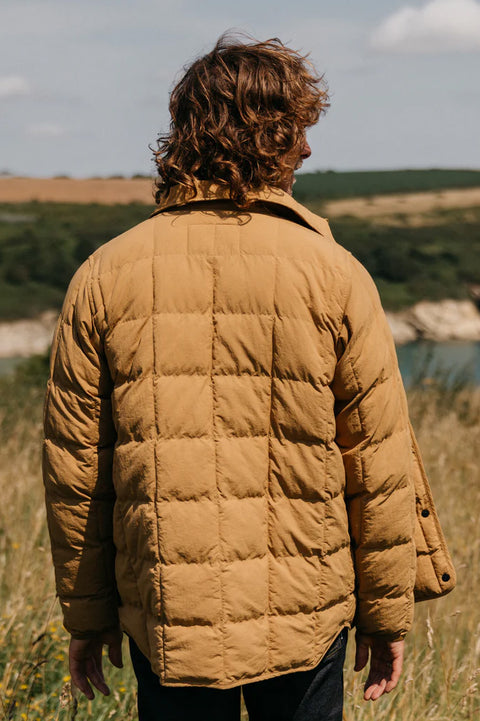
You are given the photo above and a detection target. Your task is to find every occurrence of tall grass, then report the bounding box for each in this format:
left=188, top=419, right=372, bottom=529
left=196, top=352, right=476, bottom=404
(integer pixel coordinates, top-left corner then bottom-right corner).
left=0, top=361, right=478, bottom=720
left=0, top=361, right=137, bottom=720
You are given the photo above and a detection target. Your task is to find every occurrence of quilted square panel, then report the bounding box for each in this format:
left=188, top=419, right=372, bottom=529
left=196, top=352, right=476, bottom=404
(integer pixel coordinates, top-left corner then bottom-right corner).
left=223, top=617, right=269, bottom=682
left=220, top=497, right=268, bottom=562
left=154, top=374, right=213, bottom=438
left=153, top=312, right=212, bottom=376
left=106, top=316, right=154, bottom=384
left=153, top=254, right=213, bottom=314
left=268, top=613, right=316, bottom=671
left=214, top=254, right=276, bottom=316
left=155, top=437, right=216, bottom=501
left=156, top=497, right=219, bottom=565
left=101, top=256, right=154, bottom=326
left=111, top=375, right=156, bottom=444
left=273, top=316, right=336, bottom=386
left=214, top=375, right=271, bottom=437
left=269, top=437, right=326, bottom=501
left=269, top=497, right=324, bottom=557
left=162, top=562, right=222, bottom=626
left=163, top=624, right=223, bottom=684
left=113, top=437, right=156, bottom=502
left=215, top=313, right=274, bottom=376
left=270, top=378, right=332, bottom=443
left=216, top=436, right=268, bottom=499
left=269, top=555, right=320, bottom=615
left=222, top=557, right=269, bottom=622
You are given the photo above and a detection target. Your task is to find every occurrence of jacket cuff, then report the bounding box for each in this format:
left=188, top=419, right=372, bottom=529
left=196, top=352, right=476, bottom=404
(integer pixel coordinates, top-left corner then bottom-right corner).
left=69, top=624, right=120, bottom=641
left=59, top=594, right=119, bottom=638
left=355, top=628, right=408, bottom=642
left=355, top=592, right=414, bottom=640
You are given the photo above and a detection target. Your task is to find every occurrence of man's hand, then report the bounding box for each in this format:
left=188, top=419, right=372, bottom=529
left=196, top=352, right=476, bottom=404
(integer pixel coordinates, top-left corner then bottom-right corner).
left=354, top=634, right=405, bottom=701
left=69, top=627, right=123, bottom=700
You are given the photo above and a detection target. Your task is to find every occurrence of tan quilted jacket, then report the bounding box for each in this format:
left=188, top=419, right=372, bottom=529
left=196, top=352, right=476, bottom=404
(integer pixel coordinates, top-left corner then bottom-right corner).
left=43, top=182, right=455, bottom=689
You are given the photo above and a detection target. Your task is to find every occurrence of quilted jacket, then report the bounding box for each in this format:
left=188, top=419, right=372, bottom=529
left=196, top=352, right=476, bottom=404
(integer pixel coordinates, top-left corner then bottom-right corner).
left=43, top=182, right=456, bottom=689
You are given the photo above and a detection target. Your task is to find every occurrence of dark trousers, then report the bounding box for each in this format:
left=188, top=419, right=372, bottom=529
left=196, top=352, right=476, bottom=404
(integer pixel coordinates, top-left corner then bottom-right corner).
left=129, top=627, right=347, bottom=721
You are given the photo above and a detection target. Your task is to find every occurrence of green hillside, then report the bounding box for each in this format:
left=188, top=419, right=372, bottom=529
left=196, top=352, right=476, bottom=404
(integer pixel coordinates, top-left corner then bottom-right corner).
left=293, top=168, right=480, bottom=201
left=0, top=202, right=151, bottom=319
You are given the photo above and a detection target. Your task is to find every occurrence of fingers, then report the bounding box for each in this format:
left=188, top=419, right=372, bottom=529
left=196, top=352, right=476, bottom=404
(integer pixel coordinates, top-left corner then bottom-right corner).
left=108, top=639, right=123, bottom=669
left=69, top=639, right=95, bottom=700
left=68, top=629, right=123, bottom=701
left=70, top=663, right=110, bottom=699
left=384, top=651, right=403, bottom=693
left=69, top=658, right=95, bottom=701
left=86, top=655, right=110, bottom=696
left=364, top=676, right=388, bottom=701
left=363, top=657, right=392, bottom=701
left=354, top=635, right=370, bottom=672
left=105, top=628, right=124, bottom=669
left=360, top=638, right=405, bottom=701
left=69, top=638, right=111, bottom=700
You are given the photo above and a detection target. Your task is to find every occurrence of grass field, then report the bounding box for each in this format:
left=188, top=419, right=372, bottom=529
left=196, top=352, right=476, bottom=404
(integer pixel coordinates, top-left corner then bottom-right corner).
left=0, top=358, right=478, bottom=720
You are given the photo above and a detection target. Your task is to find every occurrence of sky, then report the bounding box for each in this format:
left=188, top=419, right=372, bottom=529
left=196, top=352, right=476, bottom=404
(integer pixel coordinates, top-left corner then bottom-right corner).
left=1, top=0, right=480, bottom=177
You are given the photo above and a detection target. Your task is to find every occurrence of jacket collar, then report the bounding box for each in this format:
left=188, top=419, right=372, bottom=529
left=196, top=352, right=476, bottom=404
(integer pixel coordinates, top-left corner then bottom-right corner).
left=151, top=180, right=326, bottom=237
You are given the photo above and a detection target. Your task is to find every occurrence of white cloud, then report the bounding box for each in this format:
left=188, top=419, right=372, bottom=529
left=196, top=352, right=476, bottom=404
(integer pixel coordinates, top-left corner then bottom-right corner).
left=27, top=123, right=65, bottom=138
left=0, top=75, right=30, bottom=98
left=371, top=0, right=480, bottom=53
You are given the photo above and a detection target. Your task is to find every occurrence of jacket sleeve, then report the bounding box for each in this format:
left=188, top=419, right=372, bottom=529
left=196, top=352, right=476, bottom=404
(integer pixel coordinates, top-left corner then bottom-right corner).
left=42, top=258, right=118, bottom=639
left=331, top=253, right=417, bottom=640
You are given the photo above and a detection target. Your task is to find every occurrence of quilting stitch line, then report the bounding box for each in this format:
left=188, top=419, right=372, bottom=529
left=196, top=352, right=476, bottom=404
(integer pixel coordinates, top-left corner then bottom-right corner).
left=209, top=244, right=227, bottom=682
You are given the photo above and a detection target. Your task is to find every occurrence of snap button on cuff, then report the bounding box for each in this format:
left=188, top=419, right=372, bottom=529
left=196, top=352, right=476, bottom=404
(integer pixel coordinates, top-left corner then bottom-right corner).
left=442, top=573, right=450, bottom=582
left=421, top=509, right=430, bottom=518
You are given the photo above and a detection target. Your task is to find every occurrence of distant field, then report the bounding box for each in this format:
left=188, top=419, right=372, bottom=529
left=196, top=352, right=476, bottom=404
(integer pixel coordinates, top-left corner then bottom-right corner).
left=0, top=177, right=156, bottom=205
left=323, top=187, right=480, bottom=223
left=293, top=168, right=480, bottom=201
left=1, top=169, right=480, bottom=207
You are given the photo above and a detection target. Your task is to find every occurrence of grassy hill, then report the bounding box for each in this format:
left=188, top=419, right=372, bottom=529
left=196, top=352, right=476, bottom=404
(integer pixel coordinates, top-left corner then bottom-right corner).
left=293, top=168, right=480, bottom=201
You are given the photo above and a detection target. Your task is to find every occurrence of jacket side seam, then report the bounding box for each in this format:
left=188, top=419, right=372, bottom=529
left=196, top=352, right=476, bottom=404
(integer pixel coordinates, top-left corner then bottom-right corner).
left=151, top=227, right=164, bottom=678
left=265, top=222, right=281, bottom=676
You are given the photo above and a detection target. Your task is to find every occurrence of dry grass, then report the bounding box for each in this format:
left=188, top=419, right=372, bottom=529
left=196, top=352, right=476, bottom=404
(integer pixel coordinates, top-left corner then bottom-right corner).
left=0, top=378, right=478, bottom=720
left=323, top=187, right=480, bottom=224
left=0, top=178, right=155, bottom=206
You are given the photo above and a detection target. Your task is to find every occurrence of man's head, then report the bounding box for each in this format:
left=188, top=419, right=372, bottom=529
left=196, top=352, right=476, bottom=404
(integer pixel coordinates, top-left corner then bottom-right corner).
left=153, top=33, right=329, bottom=207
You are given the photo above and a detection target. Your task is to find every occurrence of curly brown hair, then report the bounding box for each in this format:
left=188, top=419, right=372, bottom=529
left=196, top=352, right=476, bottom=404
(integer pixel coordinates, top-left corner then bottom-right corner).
left=152, top=33, right=329, bottom=207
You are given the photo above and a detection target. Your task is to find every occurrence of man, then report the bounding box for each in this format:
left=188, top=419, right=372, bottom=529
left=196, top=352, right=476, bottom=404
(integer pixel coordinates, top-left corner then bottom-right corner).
left=43, top=34, right=455, bottom=721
